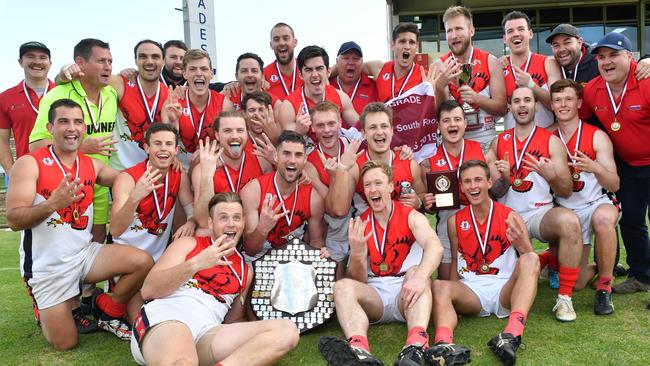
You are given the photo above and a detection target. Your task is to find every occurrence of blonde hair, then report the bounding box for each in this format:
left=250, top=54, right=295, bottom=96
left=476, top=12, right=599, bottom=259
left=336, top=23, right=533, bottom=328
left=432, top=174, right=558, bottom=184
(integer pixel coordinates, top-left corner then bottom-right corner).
left=443, top=6, right=473, bottom=27
left=182, top=49, right=212, bottom=70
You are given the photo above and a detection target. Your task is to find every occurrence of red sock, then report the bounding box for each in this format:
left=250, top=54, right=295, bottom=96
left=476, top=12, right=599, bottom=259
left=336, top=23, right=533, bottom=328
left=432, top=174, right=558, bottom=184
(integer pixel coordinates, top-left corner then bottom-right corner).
left=348, top=335, right=370, bottom=352
left=538, top=250, right=551, bottom=269
left=548, top=253, right=559, bottom=271
left=558, top=265, right=580, bottom=297
left=434, top=326, right=453, bottom=344
left=96, top=293, right=127, bottom=318
left=504, top=311, right=527, bottom=337
left=596, top=276, right=613, bottom=293
left=406, top=326, right=429, bottom=348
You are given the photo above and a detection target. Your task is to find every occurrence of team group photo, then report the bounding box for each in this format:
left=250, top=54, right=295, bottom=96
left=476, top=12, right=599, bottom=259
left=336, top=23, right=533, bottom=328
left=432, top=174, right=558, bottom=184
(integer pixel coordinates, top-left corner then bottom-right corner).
left=1, top=0, right=649, bottom=365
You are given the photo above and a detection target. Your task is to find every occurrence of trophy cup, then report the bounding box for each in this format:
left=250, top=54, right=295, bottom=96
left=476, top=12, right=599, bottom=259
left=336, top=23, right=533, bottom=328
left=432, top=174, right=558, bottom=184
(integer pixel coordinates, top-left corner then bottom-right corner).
left=458, top=63, right=479, bottom=128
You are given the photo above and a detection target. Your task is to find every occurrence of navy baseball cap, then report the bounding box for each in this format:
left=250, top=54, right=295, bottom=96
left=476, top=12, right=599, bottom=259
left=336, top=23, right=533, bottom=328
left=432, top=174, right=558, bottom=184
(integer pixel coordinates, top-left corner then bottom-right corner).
left=337, top=41, right=363, bottom=57
left=591, top=32, right=632, bottom=54
left=19, top=41, right=51, bottom=58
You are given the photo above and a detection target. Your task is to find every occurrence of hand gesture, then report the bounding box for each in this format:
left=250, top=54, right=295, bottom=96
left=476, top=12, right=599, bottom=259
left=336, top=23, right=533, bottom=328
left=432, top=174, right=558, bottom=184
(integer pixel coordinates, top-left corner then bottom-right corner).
left=506, top=213, right=531, bottom=252
left=258, top=194, right=288, bottom=235
left=523, top=153, right=556, bottom=181
left=435, top=57, right=461, bottom=90
left=420, top=63, right=439, bottom=87
left=222, top=81, right=240, bottom=98
left=119, top=68, right=138, bottom=82
left=569, top=150, right=600, bottom=174
left=295, top=103, right=312, bottom=135
left=495, top=151, right=510, bottom=180
left=401, top=276, right=426, bottom=309
left=131, top=165, right=163, bottom=202
left=511, top=65, right=533, bottom=88
left=347, top=217, right=371, bottom=256
left=47, top=174, right=85, bottom=211
left=252, top=133, right=277, bottom=166
left=59, top=63, right=84, bottom=83
left=190, top=234, right=236, bottom=271
left=396, top=145, right=414, bottom=161
left=338, top=139, right=364, bottom=171
left=318, top=150, right=339, bottom=177
left=161, top=86, right=183, bottom=123
left=172, top=220, right=196, bottom=240
left=81, top=135, right=117, bottom=157
left=198, top=137, right=223, bottom=177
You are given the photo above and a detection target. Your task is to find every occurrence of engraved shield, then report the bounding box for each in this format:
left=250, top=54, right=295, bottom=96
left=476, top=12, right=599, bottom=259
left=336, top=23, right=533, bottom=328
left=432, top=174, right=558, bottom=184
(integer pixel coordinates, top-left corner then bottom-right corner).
left=270, top=261, right=318, bottom=315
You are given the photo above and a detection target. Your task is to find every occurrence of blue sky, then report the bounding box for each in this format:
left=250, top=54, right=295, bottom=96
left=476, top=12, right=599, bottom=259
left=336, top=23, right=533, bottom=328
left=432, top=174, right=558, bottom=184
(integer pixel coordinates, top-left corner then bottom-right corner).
left=0, top=0, right=389, bottom=90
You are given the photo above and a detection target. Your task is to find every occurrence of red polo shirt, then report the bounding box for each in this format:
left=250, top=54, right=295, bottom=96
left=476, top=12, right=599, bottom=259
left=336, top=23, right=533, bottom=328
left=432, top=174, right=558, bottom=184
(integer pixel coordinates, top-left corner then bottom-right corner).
left=329, top=73, right=378, bottom=115
left=0, top=80, right=55, bottom=158
left=580, top=62, right=650, bottom=166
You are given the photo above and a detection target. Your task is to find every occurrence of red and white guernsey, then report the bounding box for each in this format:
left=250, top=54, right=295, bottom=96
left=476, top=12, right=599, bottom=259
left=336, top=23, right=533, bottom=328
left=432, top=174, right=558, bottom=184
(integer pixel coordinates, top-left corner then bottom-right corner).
left=263, top=60, right=304, bottom=99
left=376, top=61, right=423, bottom=103
left=20, top=146, right=96, bottom=279
left=256, top=172, right=313, bottom=248
left=553, top=122, right=606, bottom=210
left=285, top=85, right=347, bottom=132
left=427, top=139, right=485, bottom=206
left=455, top=200, right=517, bottom=280
left=213, top=143, right=263, bottom=193
left=361, top=201, right=419, bottom=276
left=112, top=76, right=168, bottom=170
left=229, top=89, right=280, bottom=111
left=440, top=48, right=496, bottom=144
left=177, top=90, right=225, bottom=160
left=114, top=160, right=182, bottom=261
left=503, top=53, right=554, bottom=129
left=496, top=126, right=554, bottom=221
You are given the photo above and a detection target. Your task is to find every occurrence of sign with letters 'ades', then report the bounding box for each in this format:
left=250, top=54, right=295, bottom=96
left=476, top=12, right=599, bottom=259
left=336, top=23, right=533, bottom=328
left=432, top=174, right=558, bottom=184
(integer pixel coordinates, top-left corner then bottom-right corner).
left=183, top=0, right=217, bottom=80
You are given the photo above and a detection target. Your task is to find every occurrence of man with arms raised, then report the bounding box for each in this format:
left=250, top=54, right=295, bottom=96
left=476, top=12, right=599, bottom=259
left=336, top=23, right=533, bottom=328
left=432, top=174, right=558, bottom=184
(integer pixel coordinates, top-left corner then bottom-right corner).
left=7, top=99, right=153, bottom=348
left=240, top=130, right=326, bottom=260
left=278, top=45, right=358, bottom=135
left=580, top=33, right=650, bottom=301
left=426, top=160, right=539, bottom=366
left=29, top=38, right=119, bottom=243
left=420, top=100, right=488, bottom=280
left=319, top=160, right=443, bottom=366
left=131, top=192, right=299, bottom=366
left=111, top=123, right=196, bottom=262
left=501, top=11, right=561, bottom=130
left=0, top=42, right=54, bottom=176
left=329, top=41, right=378, bottom=115
left=433, top=6, right=507, bottom=151
left=490, top=86, right=582, bottom=322
left=264, top=23, right=303, bottom=99
left=328, top=102, right=425, bottom=218
left=192, top=111, right=273, bottom=229
left=550, top=79, right=620, bottom=314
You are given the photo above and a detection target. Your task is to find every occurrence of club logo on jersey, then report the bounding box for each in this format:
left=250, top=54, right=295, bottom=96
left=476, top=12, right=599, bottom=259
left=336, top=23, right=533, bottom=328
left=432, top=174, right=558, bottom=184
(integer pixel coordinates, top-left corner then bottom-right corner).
left=436, top=158, right=447, bottom=167
left=42, top=157, right=53, bottom=166
left=503, top=69, right=510, bottom=77
left=460, top=220, right=471, bottom=231
left=502, top=133, right=511, bottom=141
left=183, top=107, right=191, bottom=116
left=128, top=80, right=136, bottom=88
left=382, top=72, right=390, bottom=81
left=270, top=74, right=279, bottom=82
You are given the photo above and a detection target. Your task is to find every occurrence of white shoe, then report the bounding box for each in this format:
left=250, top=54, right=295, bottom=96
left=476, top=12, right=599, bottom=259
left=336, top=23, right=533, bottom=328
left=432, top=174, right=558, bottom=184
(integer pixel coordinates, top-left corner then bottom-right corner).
left=553, top=294, right=576, bottom=322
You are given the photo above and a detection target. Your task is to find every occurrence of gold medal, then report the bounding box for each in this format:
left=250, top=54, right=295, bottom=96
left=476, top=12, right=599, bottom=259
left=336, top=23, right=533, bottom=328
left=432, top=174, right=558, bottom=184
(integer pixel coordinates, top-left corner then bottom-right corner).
left=513, top=178, right=522, bottom=187
left=379, top=262, right=389, bottom=272
left=572, top=172, right=580, bottom=181
left=611, top=120, right=621, bottom=132
left=72, top=209, right=79, bottom=221
left=480, top=263, right=490, bottom=273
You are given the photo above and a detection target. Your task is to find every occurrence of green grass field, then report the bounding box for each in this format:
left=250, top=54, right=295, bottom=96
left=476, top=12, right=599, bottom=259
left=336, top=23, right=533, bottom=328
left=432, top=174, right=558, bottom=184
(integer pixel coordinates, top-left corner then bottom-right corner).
left=1, top=229, right=649, bottom=365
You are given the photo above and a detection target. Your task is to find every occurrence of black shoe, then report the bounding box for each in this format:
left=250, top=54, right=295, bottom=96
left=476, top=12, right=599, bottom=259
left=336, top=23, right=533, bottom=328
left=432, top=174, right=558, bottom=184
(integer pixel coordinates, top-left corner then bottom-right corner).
left=72, top=307, right=98, bottom=334
left=394, top=345, right=425, bottom=366
left=614, top=264, right=627, bottom=277
left=424, top=342, right=470, bottom=366
left=487, top=333, right=521, bottom=366
left=594, top=290, right=614, bottom=315
left=318, top=336, right=384, bottom=366
left=80, top=287, right=104, bottom=318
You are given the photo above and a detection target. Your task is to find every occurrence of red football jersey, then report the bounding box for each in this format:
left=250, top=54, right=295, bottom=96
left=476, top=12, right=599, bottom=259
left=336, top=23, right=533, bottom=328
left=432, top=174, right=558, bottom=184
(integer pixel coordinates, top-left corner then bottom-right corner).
left=263, top=60, right=304, bottom=99
left=118, top=76, right=168, bottom=149
left=376, top=61, right=423, bottom=102
left=427, top=139, right=485, bottom=205
left=178, top=90, right=225, bottom=153
left=213, top=143, right=263, bottom=193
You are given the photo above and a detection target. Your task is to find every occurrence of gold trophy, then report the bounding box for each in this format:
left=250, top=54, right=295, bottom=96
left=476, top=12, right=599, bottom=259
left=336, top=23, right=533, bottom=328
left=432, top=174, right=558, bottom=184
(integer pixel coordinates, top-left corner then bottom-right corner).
left=458, top=63, right=479, bottom=128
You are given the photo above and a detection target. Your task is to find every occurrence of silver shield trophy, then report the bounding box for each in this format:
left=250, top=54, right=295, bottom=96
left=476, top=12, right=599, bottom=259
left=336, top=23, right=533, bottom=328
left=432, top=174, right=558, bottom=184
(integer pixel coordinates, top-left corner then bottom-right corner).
left=251, top=237, right=336, bottom=333
left=459, top=63, right=479, bottom=127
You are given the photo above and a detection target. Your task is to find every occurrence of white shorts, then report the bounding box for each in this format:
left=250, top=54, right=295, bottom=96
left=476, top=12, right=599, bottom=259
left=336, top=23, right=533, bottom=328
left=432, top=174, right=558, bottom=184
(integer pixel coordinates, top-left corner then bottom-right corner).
left=326, top=239, right=349, bottom=262
left=25, top=241, right=103, bottom=310
left=130, top=295, right=226, bottom=365
left=522, top=204, right=554, bottom=242
left=461, top=276, right=510, bottom=318
left=572, top=196, right=620, bottom=245
left=436, top=208, right=462, bottom=264
left=368, top=276, right=405, bottom=324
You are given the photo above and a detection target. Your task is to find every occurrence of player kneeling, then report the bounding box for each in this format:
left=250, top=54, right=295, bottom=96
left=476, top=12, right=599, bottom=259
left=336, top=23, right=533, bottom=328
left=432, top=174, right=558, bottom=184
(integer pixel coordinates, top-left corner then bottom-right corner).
left=426, top=160, right=539, bottom=366
left=131, top=192, right=299, bottom=366
left=319, top=160, right=443, bottom=366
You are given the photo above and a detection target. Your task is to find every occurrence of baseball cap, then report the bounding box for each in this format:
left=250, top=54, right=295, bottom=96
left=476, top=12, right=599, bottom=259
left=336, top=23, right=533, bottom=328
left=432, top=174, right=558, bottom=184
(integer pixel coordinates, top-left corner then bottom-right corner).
left=337, top=41, right=363, bottom=57
left=591, top=32, right=632, bottom=54
left=19, top=41, right=51, bottom=58
left=545, top=24, right=580, bottom=44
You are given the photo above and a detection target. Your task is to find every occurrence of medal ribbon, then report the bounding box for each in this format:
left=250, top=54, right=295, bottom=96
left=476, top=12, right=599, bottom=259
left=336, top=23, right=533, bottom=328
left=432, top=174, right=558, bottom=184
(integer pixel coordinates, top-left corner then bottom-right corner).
left=301, top=86, right=325, bottom=114
left=186, top=88, right=211, bottom=139
left=371, top=201, right=394, bottom=260
left=275, top=60, right=297, bottom=96
left=336, top=76, right=361, bottom=103
left=442, top=139, right=466, bottom=178
left=469, top=199, right=494, bottom=257
left=83, top=95, right=104, bottom=132
left=318, top=137, right=343, bottom=162
left=147, top=161, right=169, bottom=221
left=136, top=77, right=161, bottom=123
left=23, top=80, right=49, bottom=114
left=391, top=63, right=415, bottom=99
left=220, top=153, right=246, bottom=192
left=557, top=120, right=582, bottom=164
left=605, top=81, right=628, bottom=122
left=273, top=172, right=299, bottom=227
left=211, top=237, right=245, bottom=288
left=512, top=126, right=537, bottom=175
left=510, top=52, right=533, bottom=82
left=561, top=49, right=584, bottom=82
left=49, top=145, right=80, bottom=218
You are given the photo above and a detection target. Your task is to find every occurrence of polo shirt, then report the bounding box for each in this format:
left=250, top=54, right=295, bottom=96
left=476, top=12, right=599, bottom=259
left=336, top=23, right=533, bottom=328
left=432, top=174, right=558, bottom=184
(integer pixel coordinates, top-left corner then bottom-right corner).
left=329, top=73, right=378, bottom=115
left=580, top=62, right=650, bottom=166
left=0, top=80, right=55, bottom=158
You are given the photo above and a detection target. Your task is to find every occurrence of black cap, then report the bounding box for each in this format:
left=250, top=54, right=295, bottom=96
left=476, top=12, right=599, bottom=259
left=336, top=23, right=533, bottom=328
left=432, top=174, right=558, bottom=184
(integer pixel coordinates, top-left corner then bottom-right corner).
left=591, top=32, right=632, bottom=54
left=337, top=41, right=363, bottom=57
left=19, top=41, right=51, bottom=58
left=545, top=24, right=580, bottom=44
